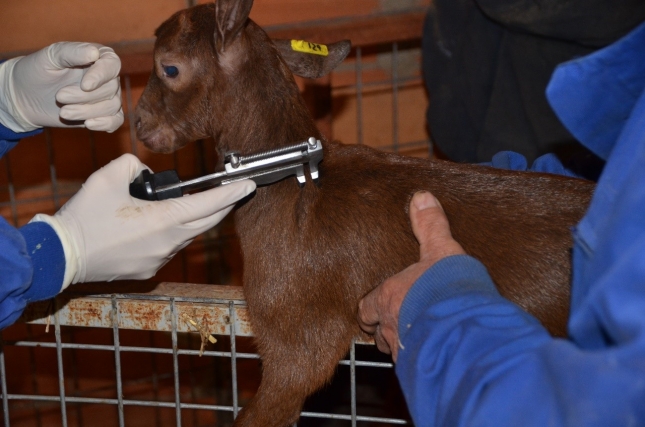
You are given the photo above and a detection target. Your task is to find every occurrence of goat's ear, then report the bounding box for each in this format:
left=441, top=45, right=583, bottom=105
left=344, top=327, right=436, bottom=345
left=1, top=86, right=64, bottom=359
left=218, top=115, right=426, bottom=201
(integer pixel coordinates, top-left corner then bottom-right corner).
left=215, top=0, right=253, bottom=52
left=273, top=40, right=351, bottom=79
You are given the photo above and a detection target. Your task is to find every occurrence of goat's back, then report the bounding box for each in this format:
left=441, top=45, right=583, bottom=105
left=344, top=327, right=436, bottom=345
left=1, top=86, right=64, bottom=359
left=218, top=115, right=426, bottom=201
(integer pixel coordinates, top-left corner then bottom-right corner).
left=237, top=141, right=595, bottom=337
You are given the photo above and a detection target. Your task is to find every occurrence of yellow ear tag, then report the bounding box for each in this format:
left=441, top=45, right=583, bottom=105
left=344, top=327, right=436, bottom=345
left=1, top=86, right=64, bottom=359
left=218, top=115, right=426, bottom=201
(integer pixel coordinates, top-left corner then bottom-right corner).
left=290, top=40, right=329, bottom=56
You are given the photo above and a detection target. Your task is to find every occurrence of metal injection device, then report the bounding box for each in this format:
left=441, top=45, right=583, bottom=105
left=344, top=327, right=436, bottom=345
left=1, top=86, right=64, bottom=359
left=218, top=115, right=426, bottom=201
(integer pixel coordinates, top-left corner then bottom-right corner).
left=129, top=137, right=323, bottom=201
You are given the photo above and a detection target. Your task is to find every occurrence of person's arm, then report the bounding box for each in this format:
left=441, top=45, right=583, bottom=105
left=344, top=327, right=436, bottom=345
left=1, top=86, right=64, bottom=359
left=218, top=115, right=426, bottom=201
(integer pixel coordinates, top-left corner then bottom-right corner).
left=0, top=217, right=66, bottom=329
left=396, top=252, right=645, bottom=426
left=0, top=122, right=63, bottom=329
left=0, top=122, right=42, bottom=157
left=359, top=192, right=645, bottom=427
left=0, top=154, right=256, bottom=330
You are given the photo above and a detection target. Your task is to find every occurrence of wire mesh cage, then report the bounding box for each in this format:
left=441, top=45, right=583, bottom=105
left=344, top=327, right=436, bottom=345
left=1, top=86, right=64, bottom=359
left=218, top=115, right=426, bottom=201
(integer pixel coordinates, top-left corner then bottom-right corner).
left=1, top=8, right=430, bottom=427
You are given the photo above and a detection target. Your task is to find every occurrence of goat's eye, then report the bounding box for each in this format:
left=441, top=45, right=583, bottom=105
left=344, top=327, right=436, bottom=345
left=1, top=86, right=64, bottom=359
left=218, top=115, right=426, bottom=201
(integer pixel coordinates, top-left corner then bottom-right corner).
left=163, top=66, right=179, bottom=78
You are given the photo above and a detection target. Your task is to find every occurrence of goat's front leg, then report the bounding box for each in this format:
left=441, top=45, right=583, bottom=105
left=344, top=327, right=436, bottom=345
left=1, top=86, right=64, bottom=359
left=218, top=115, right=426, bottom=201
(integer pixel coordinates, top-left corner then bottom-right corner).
left=233, top=354, right=308, bottom=427
left=234, top=319, right=356, bottom=427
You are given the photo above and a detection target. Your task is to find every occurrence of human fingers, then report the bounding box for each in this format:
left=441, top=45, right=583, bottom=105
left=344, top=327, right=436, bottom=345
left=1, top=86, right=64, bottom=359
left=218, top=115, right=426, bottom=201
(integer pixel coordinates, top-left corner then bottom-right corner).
left=409, top=191, right=465, bottom=264
left=179, top=204, right=236, bottom=236
left=373, top=325, right=393, bottom=356
left=80, top=46, right=121, bottom=91
left=59, top=92, right=122, bottom=121
left=47, top=42, right=100, bottom=70
left=56, top=77, right=120, bottom=105
left=357, top=293, right=381, bottom=335
left=84, top=109, right=125, bottom=133
left=162, top=180, right=256, bottom=224
left=94, top=153, right=148, bottom=186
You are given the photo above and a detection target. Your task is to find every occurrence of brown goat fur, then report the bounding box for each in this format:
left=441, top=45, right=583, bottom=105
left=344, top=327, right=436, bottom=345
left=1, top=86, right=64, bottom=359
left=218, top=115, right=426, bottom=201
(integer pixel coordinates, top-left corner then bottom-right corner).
left=134, top=1, right=595, bottom=426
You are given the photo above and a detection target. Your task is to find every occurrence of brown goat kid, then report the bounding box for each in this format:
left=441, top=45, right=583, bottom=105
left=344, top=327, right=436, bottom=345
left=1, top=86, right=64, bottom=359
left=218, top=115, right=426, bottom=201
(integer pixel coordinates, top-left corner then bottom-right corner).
left=134, top=1, right=595, bottom=426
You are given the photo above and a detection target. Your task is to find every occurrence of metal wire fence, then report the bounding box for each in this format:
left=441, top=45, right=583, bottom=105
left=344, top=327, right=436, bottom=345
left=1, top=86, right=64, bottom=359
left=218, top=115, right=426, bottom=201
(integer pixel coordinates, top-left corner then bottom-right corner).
left=2, top=284, right=409, bottom=426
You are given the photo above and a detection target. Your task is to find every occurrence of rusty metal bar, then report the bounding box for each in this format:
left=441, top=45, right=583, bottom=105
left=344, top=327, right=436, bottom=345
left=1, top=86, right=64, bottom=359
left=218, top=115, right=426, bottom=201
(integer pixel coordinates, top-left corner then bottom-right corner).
left=20, top=283, right=375, bottom=345
left=20, top=283, right=252, bottom=334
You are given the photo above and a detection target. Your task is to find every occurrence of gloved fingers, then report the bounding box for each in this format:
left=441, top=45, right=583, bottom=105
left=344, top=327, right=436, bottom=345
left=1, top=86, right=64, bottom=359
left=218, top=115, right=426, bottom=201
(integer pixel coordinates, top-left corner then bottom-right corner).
left=58, top=82, right=123, bottom=132
left=85, top=109, right=125, bottom=133
left=181, top=205, right=235, bottom=235
left=162, top=180, right=256, bottom=224
left=80, top=46, right=121, bottom=91
left=47, top=42, right=100, bottom=71
left=119, top=153, right=150, bottom=182
left=88, top=153, right=148, bottom=189
left=56, top=77, right=120, bottom=105
left=59, top=92, right=122, bottom=121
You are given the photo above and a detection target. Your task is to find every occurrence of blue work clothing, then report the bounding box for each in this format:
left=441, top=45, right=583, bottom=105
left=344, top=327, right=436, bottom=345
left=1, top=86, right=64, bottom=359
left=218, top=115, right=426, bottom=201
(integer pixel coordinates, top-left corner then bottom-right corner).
left=481, top=150, right=583, bottom=178
left=0, top=124, right=65, bottom=330
left=396, top=20, right=645, bottom=427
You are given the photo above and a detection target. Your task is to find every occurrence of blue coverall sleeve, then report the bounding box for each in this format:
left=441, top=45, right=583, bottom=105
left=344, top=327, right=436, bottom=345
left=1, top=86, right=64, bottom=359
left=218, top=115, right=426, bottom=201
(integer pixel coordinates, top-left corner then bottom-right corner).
left=0, top=124, right=65, bottom=330
left=395, top=253, right=645, bottom=426
left=395, top=20, right=645, bottom=427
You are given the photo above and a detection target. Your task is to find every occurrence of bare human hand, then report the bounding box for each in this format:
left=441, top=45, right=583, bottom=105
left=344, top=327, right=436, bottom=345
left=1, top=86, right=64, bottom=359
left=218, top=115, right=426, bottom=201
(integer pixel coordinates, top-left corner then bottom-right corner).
left=357, top=191, right=465, bottom=361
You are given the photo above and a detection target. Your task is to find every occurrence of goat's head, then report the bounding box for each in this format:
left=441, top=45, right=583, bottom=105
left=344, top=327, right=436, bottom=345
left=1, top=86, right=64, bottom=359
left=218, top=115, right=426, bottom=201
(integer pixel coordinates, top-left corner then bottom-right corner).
left=135, top=0, right=351, bottom=154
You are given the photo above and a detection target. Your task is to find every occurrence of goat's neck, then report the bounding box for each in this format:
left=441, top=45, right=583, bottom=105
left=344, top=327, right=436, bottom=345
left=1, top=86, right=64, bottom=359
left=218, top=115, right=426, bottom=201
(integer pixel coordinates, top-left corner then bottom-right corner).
left=214, top=70, right=322, bottom=158
left=217, top=116, right=322, bottom=160
left=219, top=84, right=321, bottom=218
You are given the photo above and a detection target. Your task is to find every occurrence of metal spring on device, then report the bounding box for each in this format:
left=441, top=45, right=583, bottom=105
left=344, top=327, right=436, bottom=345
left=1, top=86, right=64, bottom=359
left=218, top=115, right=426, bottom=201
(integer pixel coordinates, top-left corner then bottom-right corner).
left=238, top=138, right=317, bottom=165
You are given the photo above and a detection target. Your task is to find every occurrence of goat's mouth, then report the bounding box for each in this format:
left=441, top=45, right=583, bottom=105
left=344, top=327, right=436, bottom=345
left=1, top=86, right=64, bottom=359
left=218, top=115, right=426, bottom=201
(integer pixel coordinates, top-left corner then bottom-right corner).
left=137, top=128, right=178, bottom=154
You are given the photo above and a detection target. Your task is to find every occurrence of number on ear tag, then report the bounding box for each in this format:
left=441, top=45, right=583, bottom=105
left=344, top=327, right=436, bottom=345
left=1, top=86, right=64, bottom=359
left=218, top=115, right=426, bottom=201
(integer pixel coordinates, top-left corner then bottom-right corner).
left=290, top=40, right=329, bottom=56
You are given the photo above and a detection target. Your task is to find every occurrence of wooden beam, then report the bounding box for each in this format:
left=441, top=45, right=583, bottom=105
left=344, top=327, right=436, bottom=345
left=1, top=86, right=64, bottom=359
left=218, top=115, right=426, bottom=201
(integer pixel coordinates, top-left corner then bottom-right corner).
left=2, top=9, right=426, bottom=75
left=112, top=8, right=427, bottom=75
left=265, top=8, right=427, bottom=46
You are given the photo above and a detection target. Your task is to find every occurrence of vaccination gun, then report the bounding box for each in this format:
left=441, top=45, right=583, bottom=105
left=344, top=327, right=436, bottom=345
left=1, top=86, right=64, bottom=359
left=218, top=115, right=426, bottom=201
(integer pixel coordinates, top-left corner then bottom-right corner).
left=129, top=137, right=323, bottom=201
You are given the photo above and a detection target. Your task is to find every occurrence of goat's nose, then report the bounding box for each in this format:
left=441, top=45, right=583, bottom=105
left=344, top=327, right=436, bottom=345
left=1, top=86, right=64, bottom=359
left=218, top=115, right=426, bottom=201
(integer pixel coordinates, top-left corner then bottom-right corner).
left=133, top=110, right=142, bottom=129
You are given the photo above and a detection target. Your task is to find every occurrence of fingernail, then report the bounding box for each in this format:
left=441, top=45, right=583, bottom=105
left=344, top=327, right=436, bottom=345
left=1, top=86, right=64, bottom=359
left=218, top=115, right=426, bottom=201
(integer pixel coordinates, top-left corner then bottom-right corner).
left=413, top=191, right=438, bottom=210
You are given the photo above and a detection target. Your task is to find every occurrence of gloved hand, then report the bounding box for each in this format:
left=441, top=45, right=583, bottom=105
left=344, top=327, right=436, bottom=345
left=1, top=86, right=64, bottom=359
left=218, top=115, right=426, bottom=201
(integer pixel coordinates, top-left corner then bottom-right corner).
left=0, top=42, right=124, bottom=133
left=31, top=154, right=255, bottom=287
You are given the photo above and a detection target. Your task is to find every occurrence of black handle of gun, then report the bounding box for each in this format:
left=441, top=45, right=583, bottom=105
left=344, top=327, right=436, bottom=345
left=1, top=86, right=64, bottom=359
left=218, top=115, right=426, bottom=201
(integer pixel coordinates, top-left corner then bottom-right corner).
left=129, top=169, right=183, bottom=201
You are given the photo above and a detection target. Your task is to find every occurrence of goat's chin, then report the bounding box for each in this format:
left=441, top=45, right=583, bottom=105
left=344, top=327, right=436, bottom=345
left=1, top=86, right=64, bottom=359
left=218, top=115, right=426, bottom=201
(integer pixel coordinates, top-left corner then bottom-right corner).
left=138, top=130, right=184, bottom=153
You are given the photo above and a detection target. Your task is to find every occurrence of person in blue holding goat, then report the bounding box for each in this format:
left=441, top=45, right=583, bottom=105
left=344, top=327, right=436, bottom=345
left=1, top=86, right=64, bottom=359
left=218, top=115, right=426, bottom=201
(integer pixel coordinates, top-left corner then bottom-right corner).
left=358, top=7, right=645, bottom=427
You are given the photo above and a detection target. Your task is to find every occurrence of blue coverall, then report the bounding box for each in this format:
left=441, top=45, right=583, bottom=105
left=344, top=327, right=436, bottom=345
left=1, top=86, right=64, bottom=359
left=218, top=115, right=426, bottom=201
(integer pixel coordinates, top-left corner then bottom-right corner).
left=0, top=125, right=65, bottom=329
left=397, top=20, right=645, bottom=426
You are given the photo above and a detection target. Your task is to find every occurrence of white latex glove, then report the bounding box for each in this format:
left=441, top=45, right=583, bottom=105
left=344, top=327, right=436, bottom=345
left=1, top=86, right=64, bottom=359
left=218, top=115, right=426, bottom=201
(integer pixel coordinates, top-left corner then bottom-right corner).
left=31, top=154, right=255, bottom=287
left=0, top=42, right=124, bottom=133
